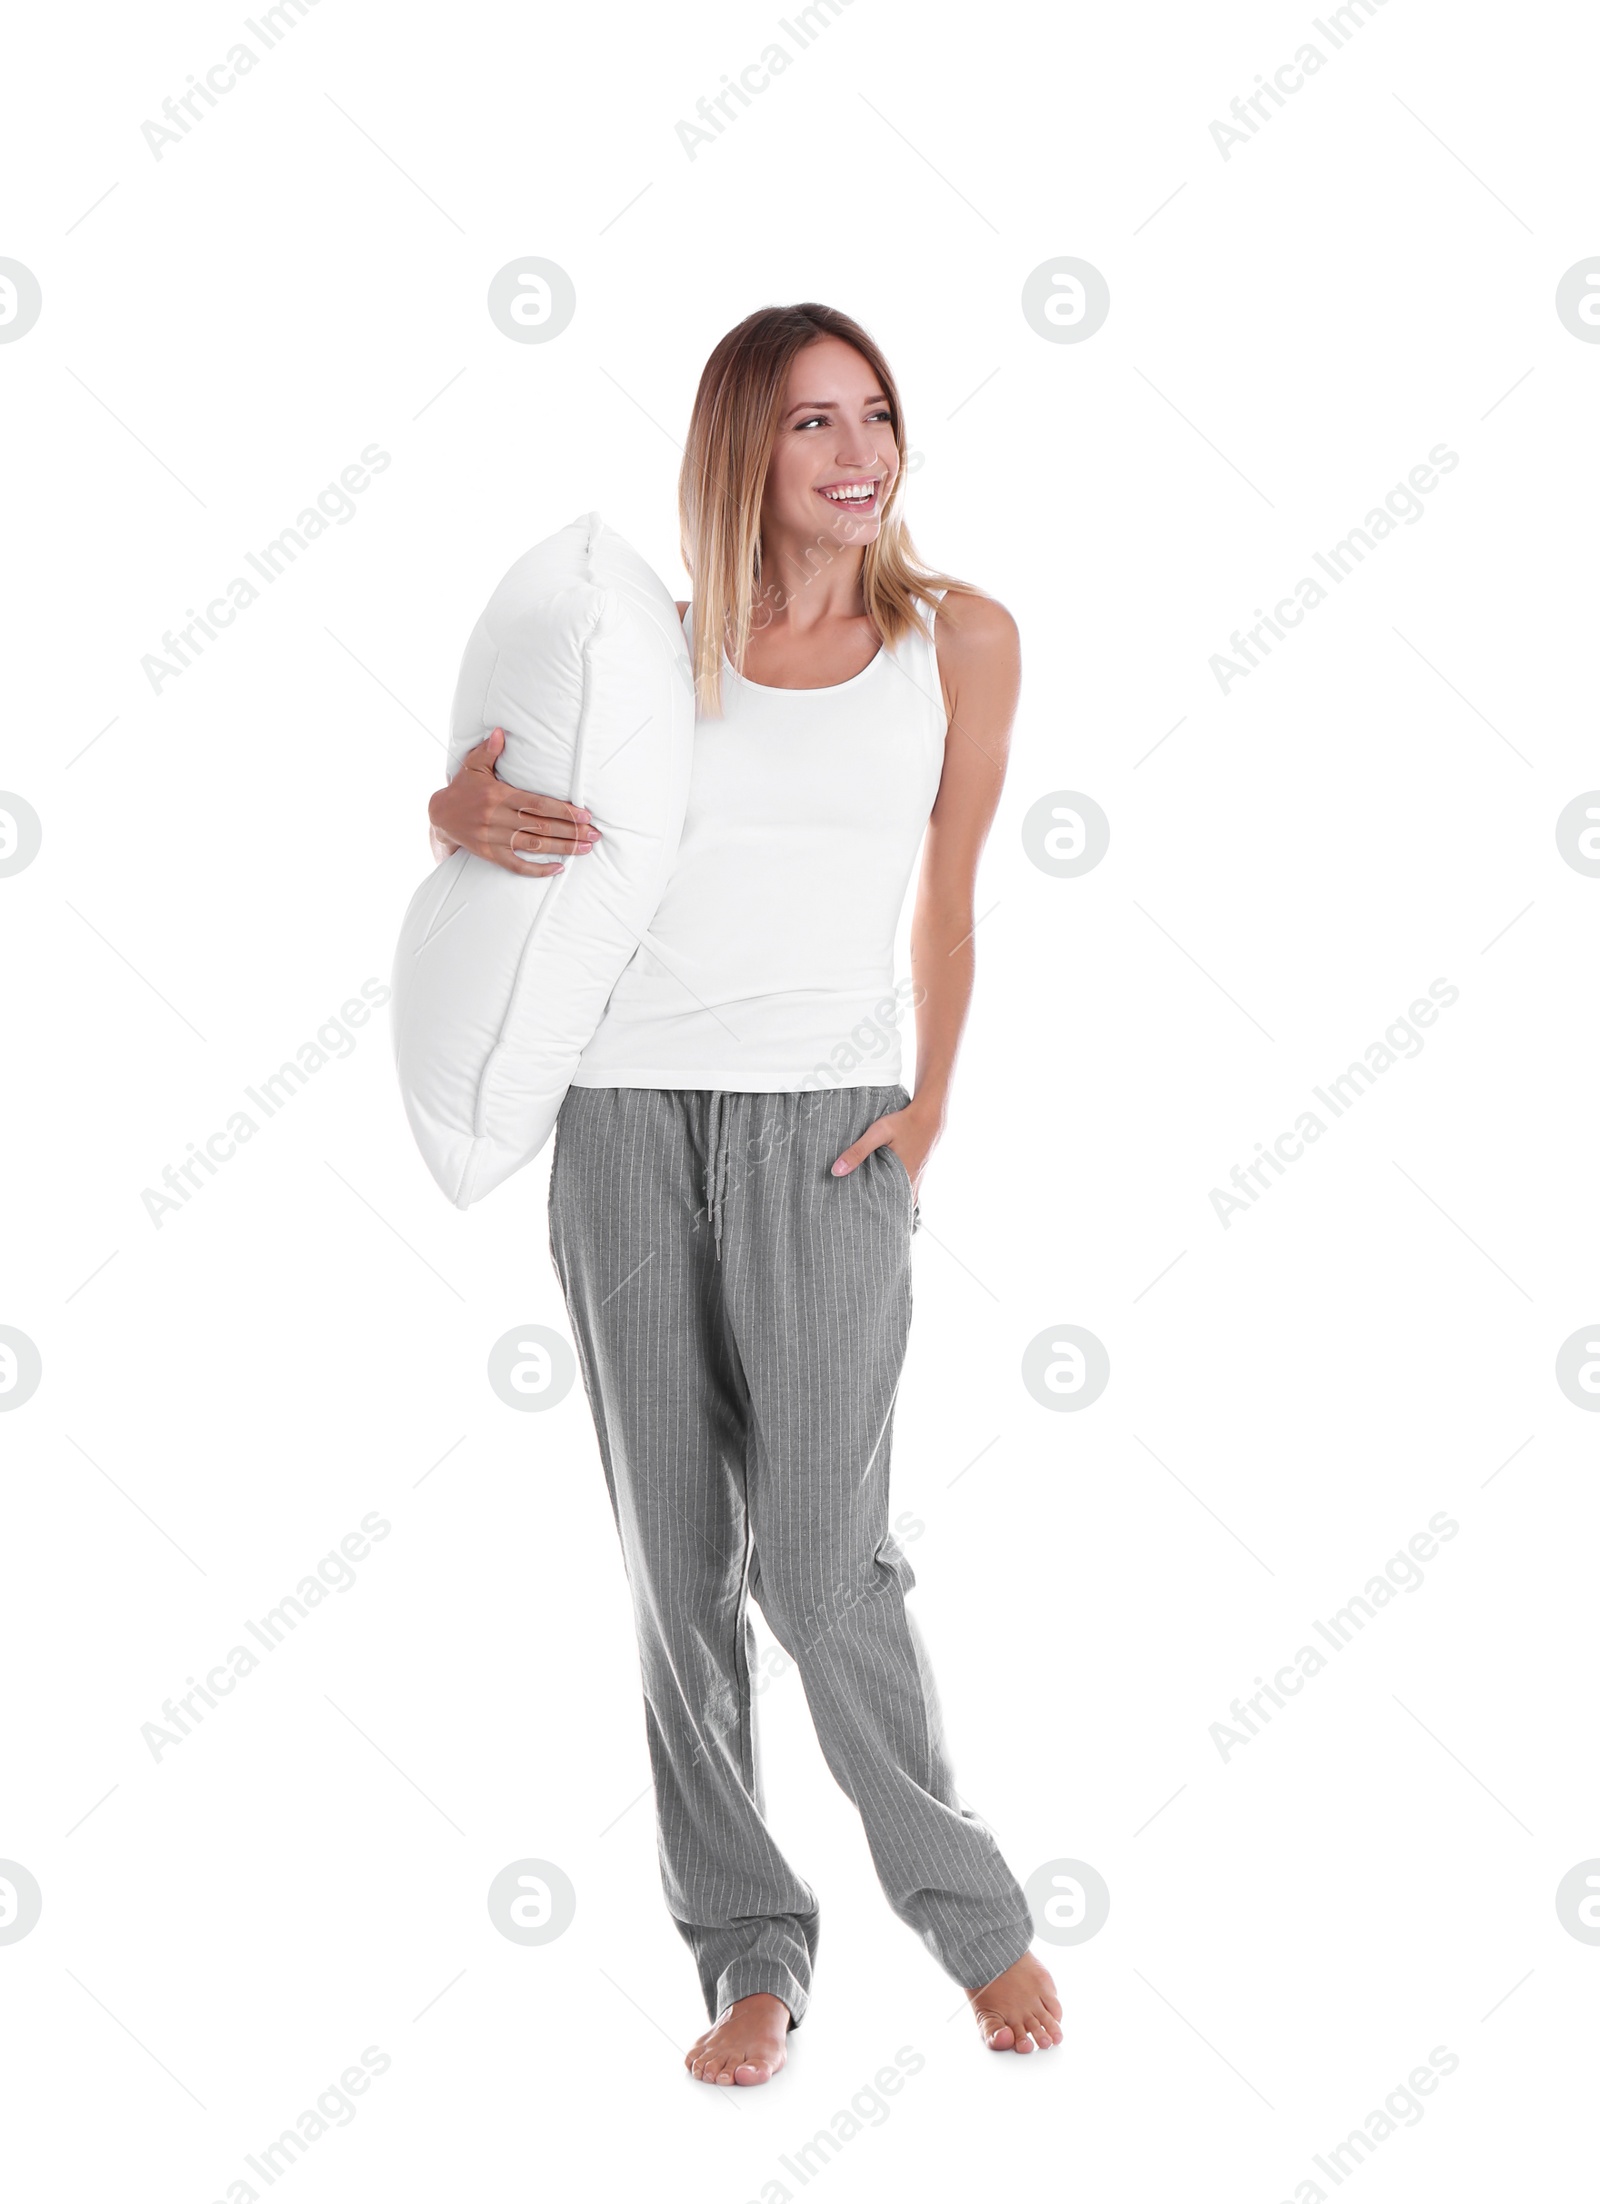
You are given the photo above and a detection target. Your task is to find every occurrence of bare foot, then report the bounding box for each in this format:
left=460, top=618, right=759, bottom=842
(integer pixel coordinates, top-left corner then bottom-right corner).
left=967, top=1953, right=1063, bottom=2053
left=685, top=1992, right=792, bottom=2085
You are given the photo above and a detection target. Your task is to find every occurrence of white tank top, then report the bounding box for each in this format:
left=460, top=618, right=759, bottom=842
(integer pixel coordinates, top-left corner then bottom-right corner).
left=570, top=595, right=948, bottom=1091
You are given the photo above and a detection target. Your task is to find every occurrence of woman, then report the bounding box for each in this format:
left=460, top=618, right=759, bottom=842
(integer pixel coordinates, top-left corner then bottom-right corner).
left=429, top=304, right=1061, bottom=2086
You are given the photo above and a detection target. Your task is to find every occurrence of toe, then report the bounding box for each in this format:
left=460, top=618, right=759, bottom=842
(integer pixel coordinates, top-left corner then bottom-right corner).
left=733, top=2060, right=771, bottom=2085
left=985, top=2019, right=1015, bottom=2050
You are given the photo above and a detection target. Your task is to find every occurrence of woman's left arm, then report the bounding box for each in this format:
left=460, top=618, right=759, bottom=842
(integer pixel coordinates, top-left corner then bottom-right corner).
left=831, top=591, right=1019, bottom=1192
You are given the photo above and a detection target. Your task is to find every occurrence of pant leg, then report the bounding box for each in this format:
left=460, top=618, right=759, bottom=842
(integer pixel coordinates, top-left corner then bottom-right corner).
left=547, top=1084, right=818, bottom=2026
left=718, top=1082, right=1036, bottom=1993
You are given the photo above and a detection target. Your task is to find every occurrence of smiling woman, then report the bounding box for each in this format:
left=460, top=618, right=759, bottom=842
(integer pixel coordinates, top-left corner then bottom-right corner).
left=427, top=299, right=1058, bottom=2087
left=676, top=306, right=968, bottom=709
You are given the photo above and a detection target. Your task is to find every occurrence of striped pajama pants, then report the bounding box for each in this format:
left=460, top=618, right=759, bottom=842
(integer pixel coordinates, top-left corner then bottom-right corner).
left=546, top=1080, right=1035, bottom=2027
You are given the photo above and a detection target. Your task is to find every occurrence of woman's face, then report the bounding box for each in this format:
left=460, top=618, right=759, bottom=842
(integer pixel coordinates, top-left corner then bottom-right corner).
left=762, top=336, right=900, bottom=552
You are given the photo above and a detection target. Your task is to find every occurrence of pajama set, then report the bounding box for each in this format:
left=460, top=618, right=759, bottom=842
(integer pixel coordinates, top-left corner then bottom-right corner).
left=547, top=598, right=1035, bottom=2027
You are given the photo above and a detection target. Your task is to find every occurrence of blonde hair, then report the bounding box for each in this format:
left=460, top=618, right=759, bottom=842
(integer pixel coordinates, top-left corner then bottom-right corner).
left=678, top=302, right=970, bottom=716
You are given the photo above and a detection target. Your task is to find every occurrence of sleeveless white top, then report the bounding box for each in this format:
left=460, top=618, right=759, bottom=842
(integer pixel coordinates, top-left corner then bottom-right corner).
left=570, top=595, right=949, bottom=1091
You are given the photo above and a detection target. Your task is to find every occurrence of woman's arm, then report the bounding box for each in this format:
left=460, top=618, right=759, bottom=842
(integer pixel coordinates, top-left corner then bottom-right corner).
left=427, top=727, right=600, bottom=876
left=904, top=590, right=1019, bottom=1142
left=829, top=590, right=1018, bottom=1192
left=427, top=611, right=691, bottom=868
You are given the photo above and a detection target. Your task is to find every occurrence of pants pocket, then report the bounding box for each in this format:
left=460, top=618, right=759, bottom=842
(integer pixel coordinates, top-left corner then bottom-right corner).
left=881, top=1142, right=921, bottom=1233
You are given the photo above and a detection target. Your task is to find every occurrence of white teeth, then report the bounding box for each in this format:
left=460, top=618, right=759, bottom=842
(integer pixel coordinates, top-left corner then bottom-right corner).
left=822, top=483, right=874, bottom=502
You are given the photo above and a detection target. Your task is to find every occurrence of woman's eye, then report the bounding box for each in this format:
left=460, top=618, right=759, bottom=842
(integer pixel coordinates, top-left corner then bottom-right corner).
left=793, top=411, right=894, bottom=430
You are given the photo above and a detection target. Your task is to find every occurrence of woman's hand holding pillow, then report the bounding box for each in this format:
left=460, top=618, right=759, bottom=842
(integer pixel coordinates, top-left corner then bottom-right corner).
left=427, top=727, right=600, bottom=874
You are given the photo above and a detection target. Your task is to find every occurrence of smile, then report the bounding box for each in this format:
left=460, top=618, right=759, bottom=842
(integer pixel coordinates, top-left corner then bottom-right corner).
left=817, top=480, right=880, bottom=507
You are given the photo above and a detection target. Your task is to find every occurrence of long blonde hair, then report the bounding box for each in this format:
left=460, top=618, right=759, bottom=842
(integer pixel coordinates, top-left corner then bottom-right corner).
left=678, top=302, right=969, bottom=716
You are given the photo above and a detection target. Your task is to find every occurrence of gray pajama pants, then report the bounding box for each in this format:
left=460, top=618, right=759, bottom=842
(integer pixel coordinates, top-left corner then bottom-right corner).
left=546, top=1080, right=1035, bottom=2028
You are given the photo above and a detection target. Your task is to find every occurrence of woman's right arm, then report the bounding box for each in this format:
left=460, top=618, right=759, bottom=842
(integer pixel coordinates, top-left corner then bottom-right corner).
left=427, top=727, right=599, bottom=876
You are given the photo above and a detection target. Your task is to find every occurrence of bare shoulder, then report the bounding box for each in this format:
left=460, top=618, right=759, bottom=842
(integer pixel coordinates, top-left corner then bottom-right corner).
left=933, top=586, right=1018, bottom=671
left=931, top=588, right=1019, bottom=722
left=934, top=585, right=1016, bottom=641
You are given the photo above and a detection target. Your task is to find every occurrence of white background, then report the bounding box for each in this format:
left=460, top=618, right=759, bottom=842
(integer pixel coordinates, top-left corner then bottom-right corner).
left=2, top=0, right=1597, bottom=2196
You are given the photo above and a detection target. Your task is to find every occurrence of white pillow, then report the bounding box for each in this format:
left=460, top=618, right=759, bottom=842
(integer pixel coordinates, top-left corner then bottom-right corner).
left=390, top=513, right=694, bottom=1207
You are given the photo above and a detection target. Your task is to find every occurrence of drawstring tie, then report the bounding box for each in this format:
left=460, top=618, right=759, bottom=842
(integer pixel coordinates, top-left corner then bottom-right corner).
left=704, top=1091, right=733, bottom=1260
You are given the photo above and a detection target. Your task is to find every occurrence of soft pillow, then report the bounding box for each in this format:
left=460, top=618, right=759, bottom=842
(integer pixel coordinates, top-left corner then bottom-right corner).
left=390, top=513, right=694, bottom=1207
